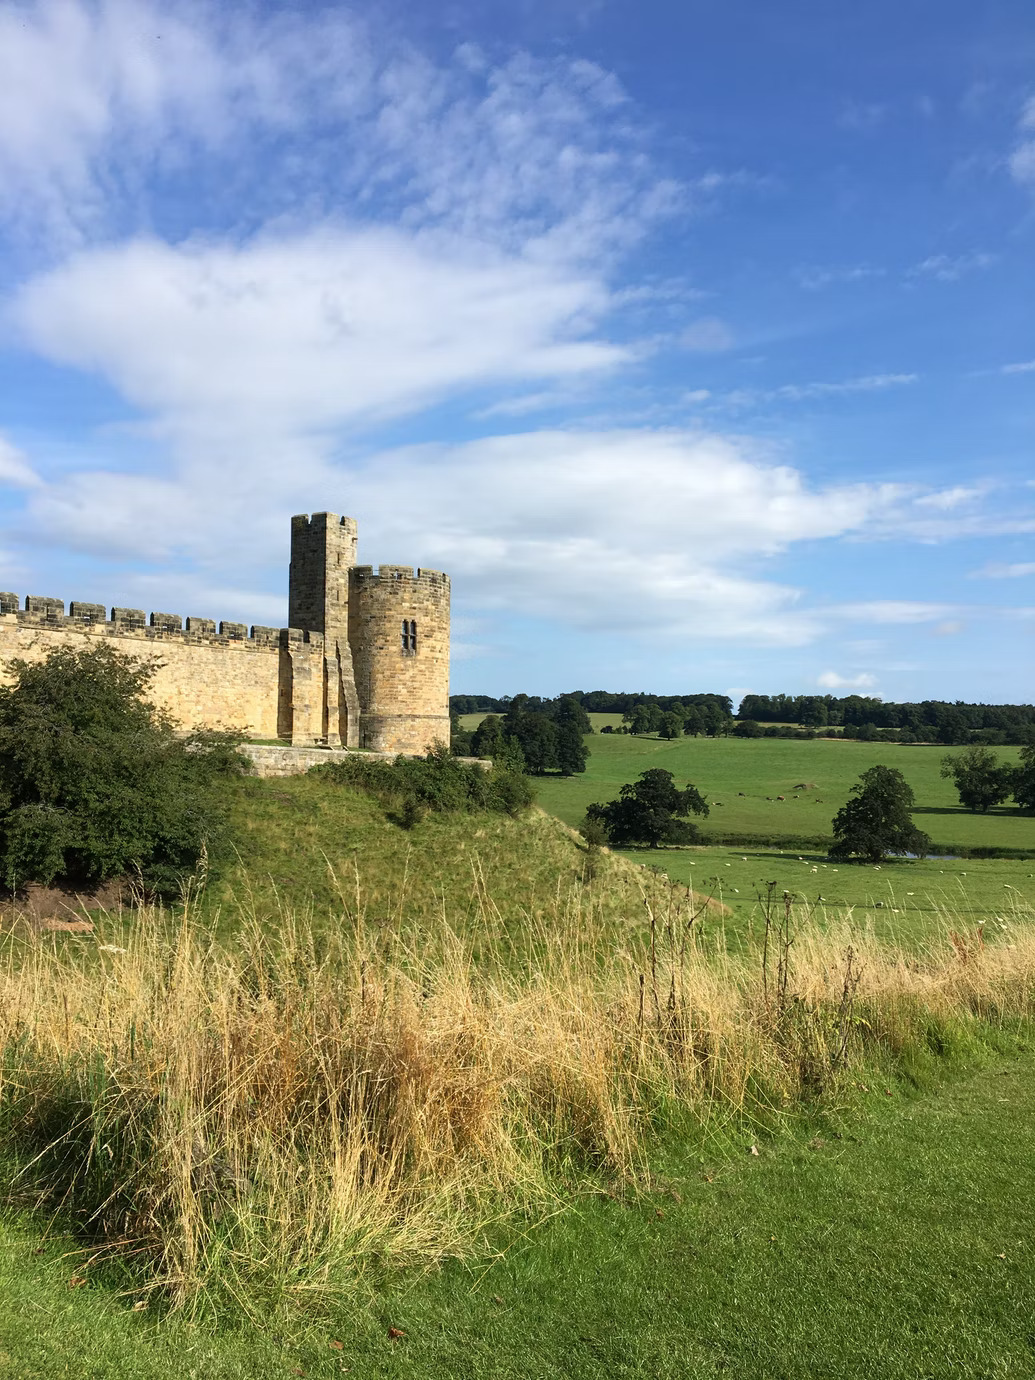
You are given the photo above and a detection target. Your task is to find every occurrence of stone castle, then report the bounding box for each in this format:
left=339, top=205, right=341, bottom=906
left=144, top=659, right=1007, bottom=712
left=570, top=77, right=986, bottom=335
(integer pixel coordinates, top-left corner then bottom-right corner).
left=0, top=513, right=450, bottom=755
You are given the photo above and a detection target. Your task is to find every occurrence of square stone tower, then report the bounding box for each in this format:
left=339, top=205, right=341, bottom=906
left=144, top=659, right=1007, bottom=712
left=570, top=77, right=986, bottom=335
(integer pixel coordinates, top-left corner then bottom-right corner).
left=288, top=513, right=361, bottom=747
left=288, top=512, right=450, bottom=753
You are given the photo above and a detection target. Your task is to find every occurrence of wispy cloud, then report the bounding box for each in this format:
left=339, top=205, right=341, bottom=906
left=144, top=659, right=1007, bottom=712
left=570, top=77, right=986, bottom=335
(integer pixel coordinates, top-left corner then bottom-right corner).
left=0, top=436, right=42, bottom=489
left=1000, top=360, right=1035, bottom=375
left=838, top=101, right=887, bottom=132
left=972, top=561, right=1035, bottom=579
left=795, top=264, right=886, bottom=291
left=817, top=670, right=877, bottom=689
left=718, top=373, right=918, bottom=409
left=0, top=0, right=674, bottom=261
left=834, top=601, right=962, bottom=625
left=913, top=486, right=986, bottom=512
left=677, top=317, right=735, bottom=352
left=1009, top=96, right=1035, bottom=187
left=907, top=252, right=995, bottom=282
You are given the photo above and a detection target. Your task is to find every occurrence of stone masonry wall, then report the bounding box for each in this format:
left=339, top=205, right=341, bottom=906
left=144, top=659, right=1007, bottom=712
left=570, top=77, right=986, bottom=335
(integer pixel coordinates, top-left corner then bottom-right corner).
left=0, top=600, right=305, bottom=739
left=348, top=566, right=450, bottom=753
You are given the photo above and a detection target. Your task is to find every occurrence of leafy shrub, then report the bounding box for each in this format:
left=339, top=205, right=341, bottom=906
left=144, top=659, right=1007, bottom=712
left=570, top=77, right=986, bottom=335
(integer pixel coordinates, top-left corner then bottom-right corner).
left=0, top=644, right=245, bottom=894
left=314, top=743, right=535, bottom=819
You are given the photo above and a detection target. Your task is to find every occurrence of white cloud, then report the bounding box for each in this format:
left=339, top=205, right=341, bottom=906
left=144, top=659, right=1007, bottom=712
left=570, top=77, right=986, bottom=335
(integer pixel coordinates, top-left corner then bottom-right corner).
left=13, top=230, right=626, bottom=438
left=678, top=317, right=735, bottom=352
left=10, top=425, right=931, bottom=645
left=0, top=436, right=42, bottom=489
left=1001, top=360, right=1035, bottom=375
left=973, top=561, right=1035, bottom=579
left=817, top=671, right=878, bottom=689
left=907, top=252, right=995, bottom=282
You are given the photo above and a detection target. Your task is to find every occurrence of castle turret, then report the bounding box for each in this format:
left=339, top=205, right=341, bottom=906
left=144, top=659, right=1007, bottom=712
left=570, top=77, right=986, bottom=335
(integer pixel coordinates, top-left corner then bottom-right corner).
left=349, top=565, right=450, bottom=753
left=288, top=513, right=361, bottom=747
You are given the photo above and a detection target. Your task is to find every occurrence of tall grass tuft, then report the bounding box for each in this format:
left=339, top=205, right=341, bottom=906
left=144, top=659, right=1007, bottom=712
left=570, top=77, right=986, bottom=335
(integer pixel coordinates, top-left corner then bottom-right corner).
left=1, top=878, right=1034, bottom=1315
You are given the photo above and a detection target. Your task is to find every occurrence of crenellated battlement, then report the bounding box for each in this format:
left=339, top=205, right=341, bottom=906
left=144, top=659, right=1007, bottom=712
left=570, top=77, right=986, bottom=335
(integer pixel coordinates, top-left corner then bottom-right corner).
left=350, top=566, right=450, bottom=587
left=0, top=594, right=321, bottom=650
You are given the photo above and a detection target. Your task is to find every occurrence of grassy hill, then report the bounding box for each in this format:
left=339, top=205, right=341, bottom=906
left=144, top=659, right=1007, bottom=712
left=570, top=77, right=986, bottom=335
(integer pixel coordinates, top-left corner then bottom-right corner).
left=3, top=764, right=1035, bottom=1376
left=204, top=772, right=666, bottom=954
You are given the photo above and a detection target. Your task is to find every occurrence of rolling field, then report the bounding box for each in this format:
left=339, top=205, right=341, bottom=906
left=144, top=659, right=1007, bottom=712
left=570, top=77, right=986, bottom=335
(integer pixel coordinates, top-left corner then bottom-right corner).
left=535, top=720, right=1029, bottom=851
left=503, top=720, right=1035, bottom=937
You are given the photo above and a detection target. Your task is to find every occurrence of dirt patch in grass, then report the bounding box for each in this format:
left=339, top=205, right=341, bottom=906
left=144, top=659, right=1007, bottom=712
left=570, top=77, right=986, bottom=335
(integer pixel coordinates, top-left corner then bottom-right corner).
left=1, top=880, right=126, bottom=935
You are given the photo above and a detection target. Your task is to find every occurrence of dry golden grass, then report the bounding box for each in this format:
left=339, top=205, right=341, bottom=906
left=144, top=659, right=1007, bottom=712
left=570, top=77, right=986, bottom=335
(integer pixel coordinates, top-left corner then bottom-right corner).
left=1, top=875, right=1033, bottom=1315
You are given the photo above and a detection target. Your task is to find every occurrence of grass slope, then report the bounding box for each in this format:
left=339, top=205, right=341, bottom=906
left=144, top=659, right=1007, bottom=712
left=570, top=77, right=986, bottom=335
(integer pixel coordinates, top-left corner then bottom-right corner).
left=3, top=1048, right=1033, bottom=1379
left=205, top=773, right=647, bottom=942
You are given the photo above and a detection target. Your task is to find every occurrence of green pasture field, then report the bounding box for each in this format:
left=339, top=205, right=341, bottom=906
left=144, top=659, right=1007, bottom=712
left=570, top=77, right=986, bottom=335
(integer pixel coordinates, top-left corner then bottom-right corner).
left=507, top=718, right=1035, bottom=940
left=634, top=847, right=1035, bottom=946
left=536, top=719, right=1030, bottom=853
left=3, top=1046, right=1033, bottom=1379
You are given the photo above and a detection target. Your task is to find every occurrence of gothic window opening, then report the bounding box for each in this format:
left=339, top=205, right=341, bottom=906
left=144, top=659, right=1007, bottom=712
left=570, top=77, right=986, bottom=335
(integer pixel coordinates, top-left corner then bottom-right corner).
left=401, top=619, right=418, bottom=653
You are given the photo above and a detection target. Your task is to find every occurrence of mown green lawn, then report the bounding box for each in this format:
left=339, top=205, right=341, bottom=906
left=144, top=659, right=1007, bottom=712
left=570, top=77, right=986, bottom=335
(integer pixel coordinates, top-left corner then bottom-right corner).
left=3, top=1046, right=1033, bottom=1379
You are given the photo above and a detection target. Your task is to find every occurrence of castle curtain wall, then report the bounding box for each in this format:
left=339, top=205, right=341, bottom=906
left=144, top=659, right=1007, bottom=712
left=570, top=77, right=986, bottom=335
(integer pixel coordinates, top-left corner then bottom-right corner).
left=0, top=613, right=302, bottom=740
left=0, top=514, right=451, bottom=753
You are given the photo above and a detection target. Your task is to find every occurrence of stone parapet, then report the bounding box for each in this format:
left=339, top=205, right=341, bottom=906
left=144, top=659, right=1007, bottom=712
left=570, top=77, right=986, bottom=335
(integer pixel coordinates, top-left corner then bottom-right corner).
left=241, top=744, right=488, bottom=778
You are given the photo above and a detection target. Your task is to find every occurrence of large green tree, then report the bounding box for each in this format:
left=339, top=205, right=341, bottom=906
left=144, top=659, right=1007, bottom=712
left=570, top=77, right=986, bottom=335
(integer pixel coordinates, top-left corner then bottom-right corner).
left=1014, top=743, right=1035, bottom=812
left=585, top=768, right=709, bottom=848
left=0, top=644, right=244, bottom=893
left=940, top=745, right=1015, bottom=813
left=829, top=765, right=930, bottom=863
left=554, top=697, right=590, bottom=775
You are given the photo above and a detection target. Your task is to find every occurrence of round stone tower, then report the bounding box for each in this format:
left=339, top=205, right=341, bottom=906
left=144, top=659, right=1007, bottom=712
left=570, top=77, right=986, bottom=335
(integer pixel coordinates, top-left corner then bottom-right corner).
left=348, top=564, right=450, bottom=753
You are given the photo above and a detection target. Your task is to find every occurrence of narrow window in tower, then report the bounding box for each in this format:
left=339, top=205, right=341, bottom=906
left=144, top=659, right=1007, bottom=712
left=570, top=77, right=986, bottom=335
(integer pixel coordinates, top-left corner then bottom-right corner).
left=401, top=619, right=418, bottom=653
left=409, top=620, right=418, bottom=652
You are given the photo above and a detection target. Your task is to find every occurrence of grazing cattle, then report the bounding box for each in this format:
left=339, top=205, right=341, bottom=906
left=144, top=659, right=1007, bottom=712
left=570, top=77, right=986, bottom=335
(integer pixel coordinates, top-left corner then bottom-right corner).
left=776, top=795, right=785, bottom=801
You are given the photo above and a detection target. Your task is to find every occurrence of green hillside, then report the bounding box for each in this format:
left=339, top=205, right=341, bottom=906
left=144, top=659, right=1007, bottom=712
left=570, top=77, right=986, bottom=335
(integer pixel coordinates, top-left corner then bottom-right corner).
left=205, top=772, right=661, bottom=950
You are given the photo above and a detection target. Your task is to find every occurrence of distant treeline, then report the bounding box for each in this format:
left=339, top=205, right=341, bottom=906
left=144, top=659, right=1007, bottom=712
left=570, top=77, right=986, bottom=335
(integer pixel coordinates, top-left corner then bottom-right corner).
left=738, top=694, right=1035, bottom=744
left=450, top=694, right=591, bottom=774
left=452, top=689, right=1035, bottom=747
left=450, top=690, right=734, bottom=717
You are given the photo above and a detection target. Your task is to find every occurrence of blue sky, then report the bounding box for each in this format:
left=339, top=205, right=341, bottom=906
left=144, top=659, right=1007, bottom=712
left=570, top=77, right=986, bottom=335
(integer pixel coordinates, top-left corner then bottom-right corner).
left=0, top=0, right=1033, bottom=706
